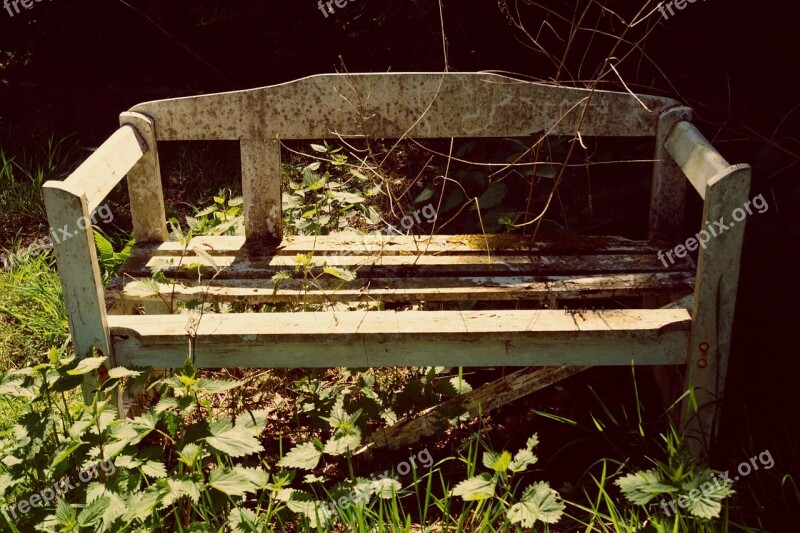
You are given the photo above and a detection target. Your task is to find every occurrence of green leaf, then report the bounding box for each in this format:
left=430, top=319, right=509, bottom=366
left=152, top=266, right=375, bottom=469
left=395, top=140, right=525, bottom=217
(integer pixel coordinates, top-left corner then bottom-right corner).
left=55, top=498, right=77, bottom=529
left=123, top=279, right=166, bottom=298
left=155, top=397, right=179, bottom=414
left=235, top=409, right=270, bottom=433
left=507, top=481, right=565, bottom=527
left=475, top=182, right=508, bottom=210
left=86, top=486, right=127, bottom=530
left=107, top=367, right=141, bottom=379
left=278, top=441, right=322, bottom=470
left=614, top=469, right=678, bottom=505
left=682, top=471, right=735, bottom=519
left=208, top=467, right=258, bottom=497
left=310, top=143, right=327, bottom=153
left=331, top=190, right=365, bottom=204
left=324, top=433, right=362, bottom=456
left=322, top=266, right=357, bottom=282
left=371, top=477, right=402, bottom=499
left=67, top=356, right=107, bottom=375
left=286, top=491, right=334, bottom=528
left=158, top=475, right=203, bottom=506
left=94, top=230, right=114, bottom=259
left=178, top=443, right=205, bottom=468
left=124, top=486, right=163, bottom=522
left=509, top=449, right=538, bottom=472
left=238, top=466, right=271, bottom=489
left=451, top=473, right=496, bottom=501
left=196, top=378, right=244, bottom=394
left=141, top=460, right=168, bottom=479
left=414, top=187, right=435, bottom=204
left=448, top=376, right=472, bottom=395
left=228, top=507, right=261, bottom=533
left=0, top=374, right=36, bottom=399
left=77, top=496, right=110, bottom=528
left=483, top=451, right=512, bottom=473
left=442, top=189, right=465, bottom=213
left=192, top=245, right=218, bottom=269
left=206, top=418, right=264, bottom=458
left=50, top=439, right=86, bottom=471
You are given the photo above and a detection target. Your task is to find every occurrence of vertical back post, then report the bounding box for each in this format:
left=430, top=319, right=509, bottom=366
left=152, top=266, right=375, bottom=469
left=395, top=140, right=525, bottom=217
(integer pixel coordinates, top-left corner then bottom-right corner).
left=649, top=106, right=694, bottom=243
left=241, top=138, right=282, bottom=246
left=647, top=106, right=694, bottom=416
left=683, top=164, right=751, bottom=457
left=120, top=112, right=168, bottom=243
left=42, top=183, right=112, bottom=402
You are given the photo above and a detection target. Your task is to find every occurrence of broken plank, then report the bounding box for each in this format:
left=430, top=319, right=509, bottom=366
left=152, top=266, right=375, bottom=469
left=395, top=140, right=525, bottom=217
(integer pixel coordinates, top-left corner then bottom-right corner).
left=361, top=366, right=590, bottom=450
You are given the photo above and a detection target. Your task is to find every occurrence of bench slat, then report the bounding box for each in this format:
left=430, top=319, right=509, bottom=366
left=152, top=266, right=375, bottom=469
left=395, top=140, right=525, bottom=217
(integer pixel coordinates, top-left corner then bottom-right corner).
left=130, top=234, right=671, bottom=257
left=109, top=309, right=691, bottom=368
left=108, top=271, right=694, bottom=307
left=119, top=251, right=692, bottom=279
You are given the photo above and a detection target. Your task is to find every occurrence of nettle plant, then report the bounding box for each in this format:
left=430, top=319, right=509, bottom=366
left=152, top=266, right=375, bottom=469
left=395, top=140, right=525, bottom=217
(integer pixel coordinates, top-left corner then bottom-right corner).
left=274, top=398, right=400, bottom=528
left=283, top=142, right=381, bottom=236
left=450, top=434, right=566, bottom=529
left=615, top=446, right=735, bottom=521
left=0, top=350, right=298, bottom=532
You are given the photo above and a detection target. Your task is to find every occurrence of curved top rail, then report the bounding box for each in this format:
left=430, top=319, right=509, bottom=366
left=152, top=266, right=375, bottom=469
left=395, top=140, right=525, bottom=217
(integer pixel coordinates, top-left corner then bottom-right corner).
left=129, top=72, right=679, bottom=141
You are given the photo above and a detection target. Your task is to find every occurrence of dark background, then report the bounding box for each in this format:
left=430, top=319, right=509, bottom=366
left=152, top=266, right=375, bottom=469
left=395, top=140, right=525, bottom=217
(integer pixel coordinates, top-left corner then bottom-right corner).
left=1, top=0, right=798, bottom=529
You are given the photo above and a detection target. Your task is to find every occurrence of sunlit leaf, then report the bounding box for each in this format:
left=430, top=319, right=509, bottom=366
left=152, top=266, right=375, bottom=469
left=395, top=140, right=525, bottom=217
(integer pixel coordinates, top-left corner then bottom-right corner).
left=507, top=481, right=565, bottom=526
left=277, top=441, right=322, bottom=471
left=451, top=473, right=496, bottom=501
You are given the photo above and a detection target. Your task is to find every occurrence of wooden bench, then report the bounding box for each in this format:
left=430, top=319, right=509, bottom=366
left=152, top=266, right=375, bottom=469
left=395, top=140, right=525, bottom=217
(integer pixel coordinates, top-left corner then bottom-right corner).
left=42, top=73, right=750, bottom=456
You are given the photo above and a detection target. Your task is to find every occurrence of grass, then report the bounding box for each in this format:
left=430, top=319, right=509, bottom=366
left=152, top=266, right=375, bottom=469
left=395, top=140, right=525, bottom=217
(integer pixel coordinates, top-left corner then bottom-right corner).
left=0, top=251, right=69, bottom=365
left=0, top=136, right=79, bottom=237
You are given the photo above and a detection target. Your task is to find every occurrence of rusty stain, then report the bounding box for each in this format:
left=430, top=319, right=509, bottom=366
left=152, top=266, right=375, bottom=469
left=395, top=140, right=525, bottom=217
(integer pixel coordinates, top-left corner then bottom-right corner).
left=697, top=341, right=709, bottom=368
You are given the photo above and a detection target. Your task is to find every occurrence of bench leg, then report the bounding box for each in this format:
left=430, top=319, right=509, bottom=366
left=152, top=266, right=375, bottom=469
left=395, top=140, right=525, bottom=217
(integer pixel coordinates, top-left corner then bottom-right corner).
left=682, top=165, right=750, bottom=460
left=43, top=183, right=113, bottom=404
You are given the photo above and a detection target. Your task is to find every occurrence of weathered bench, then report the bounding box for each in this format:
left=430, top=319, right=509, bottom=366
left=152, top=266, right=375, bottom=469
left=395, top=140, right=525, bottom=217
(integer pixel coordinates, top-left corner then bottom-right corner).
left=42, top=73, right=750, bottom=455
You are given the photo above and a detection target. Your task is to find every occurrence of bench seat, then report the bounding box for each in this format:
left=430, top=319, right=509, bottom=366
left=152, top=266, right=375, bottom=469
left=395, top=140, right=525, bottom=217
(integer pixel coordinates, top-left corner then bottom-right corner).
left=107, top=234, right=694, bottom=308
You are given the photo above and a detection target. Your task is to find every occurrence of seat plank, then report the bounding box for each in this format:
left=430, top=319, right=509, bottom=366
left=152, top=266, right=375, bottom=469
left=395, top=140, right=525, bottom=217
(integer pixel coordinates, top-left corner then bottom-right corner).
left=130, top=234, right=672, bottom=257
left=118, top=252, right=691, bottom=279
left=108, top=271, right=694, bottom=306
left=109, top=309, right=691, bottom=368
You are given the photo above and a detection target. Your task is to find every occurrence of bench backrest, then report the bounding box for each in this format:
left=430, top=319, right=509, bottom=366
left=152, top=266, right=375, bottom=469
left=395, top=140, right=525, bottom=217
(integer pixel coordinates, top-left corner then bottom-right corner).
left=129, top=73, right=676, bottom=140
left=121, top=73, right=684, bottom=244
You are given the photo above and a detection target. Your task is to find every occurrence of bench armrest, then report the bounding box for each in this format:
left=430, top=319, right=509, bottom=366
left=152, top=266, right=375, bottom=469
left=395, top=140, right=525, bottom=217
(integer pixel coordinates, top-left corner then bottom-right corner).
left=664, top=120, right=731, bottom=200
left=45, top=124, right=146, bottom=212
left=40, top=124, right=148, bottom=372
